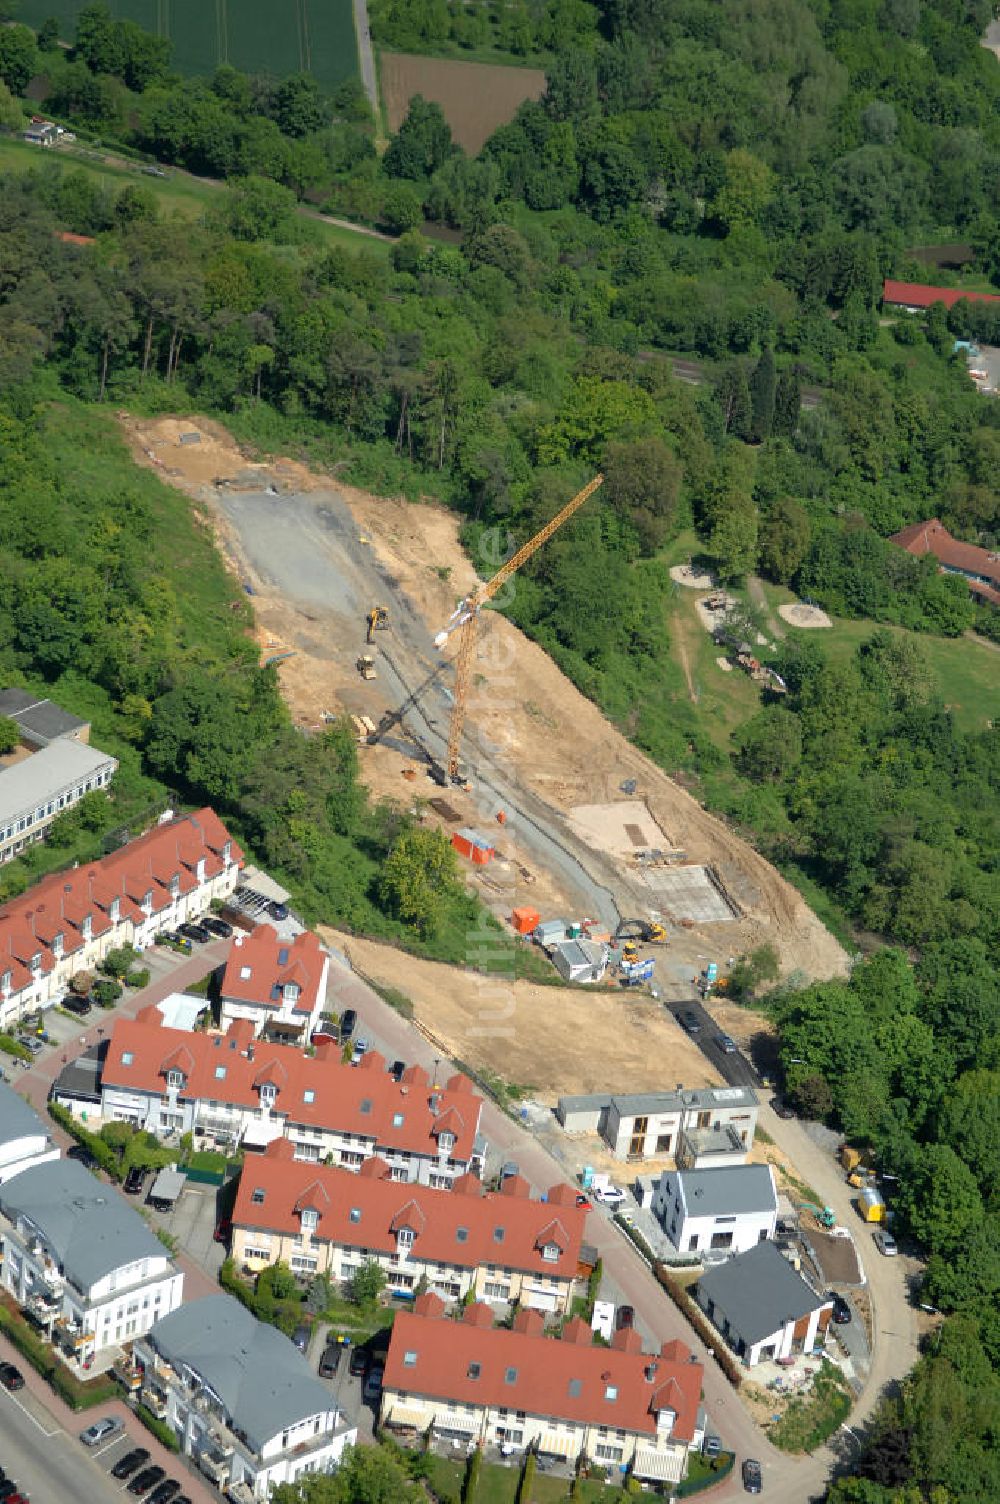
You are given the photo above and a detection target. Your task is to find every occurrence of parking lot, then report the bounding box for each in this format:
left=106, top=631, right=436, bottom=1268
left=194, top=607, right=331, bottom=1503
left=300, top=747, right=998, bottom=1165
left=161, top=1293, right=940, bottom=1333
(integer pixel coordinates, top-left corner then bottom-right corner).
left=86, top=1424, right=205, bottom=1503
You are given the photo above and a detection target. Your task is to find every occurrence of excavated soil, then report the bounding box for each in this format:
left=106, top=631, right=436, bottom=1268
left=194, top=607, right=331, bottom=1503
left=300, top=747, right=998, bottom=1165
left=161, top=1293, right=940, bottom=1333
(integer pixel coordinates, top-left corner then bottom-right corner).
left=120, top=414, right=848, bottom=984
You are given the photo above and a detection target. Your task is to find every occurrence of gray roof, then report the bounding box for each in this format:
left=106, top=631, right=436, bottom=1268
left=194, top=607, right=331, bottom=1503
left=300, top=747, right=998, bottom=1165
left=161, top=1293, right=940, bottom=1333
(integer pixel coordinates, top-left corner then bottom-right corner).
left=0, top=690, right=87, bottom=744
left=557, top=1093, right=614, bottom=1113
left=609, top=1085, right=758, bottom=1119
left=52, top=1050, right=102, bottom=1104
left=0, top=1158, right=166, bottom=1291
left=149, top=1168, right=186, bottom=1202
left=0, top=739, right=117, bottom=825
left=0, top=1081, right=47, bottom=1146
left=695, top=1242, right=829, bottom=1346
left=676, top=1164, right=777, bottom=1219
left=148, top=1294, right=334, bottom=1452
left=552, top=939, right=606, bottom=968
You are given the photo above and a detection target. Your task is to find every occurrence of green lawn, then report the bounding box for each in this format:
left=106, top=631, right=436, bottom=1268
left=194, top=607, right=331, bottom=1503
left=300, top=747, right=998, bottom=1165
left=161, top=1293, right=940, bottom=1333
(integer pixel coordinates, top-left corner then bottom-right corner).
left=424, top=1454, right=623, bottom=1504
left=0, top=137, right=391, bottom=255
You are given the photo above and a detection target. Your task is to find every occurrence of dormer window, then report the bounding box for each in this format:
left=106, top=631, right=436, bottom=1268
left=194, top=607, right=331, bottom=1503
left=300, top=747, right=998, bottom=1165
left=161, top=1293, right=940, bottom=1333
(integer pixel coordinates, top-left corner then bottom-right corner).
left=143, top=889, right=153, bottom=913
left=251, top=1188, right=265, bottom=1205
left=30, top=952, right=42, bottom=974
left=223, top=841, right=232, bottom=865
left=109, top=899, right=120, bottom=923
left=0, top=971, right=11, bottom=996
left=542, top=1242, right=560, bottom=1263
left=52, top=932, right=64, bottom=959
left=397, top=1226, right=415, bottom=1250
left=169, top=875, right=180, bottom=899
left=301, top=1208, right=318, bottom=1233
left=283, top=983, right=300, bottom=1003
left=260, top=1083, right=277, bottom=1108
left=81, top=915, right=92, bottom=940
left=167, top=1069, right=184, bottom=1090
left=437, top=1131, right=454, bottom=1155
left=196, top=858, right=206, bottom=882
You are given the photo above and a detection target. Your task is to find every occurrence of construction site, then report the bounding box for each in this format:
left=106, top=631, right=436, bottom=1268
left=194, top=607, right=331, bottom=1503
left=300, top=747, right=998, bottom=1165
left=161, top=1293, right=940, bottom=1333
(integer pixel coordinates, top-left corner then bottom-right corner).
left=122, top=415, right=848, bottom=1037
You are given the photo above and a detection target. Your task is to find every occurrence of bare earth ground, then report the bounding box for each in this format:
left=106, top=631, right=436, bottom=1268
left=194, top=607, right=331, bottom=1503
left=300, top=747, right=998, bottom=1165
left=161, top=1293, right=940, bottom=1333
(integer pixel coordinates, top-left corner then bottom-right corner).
left=120, top=414, right=847, bottom=985
left=380, top=52, right=546, bottom=154
left=318, top=926, right=722, bottom=1101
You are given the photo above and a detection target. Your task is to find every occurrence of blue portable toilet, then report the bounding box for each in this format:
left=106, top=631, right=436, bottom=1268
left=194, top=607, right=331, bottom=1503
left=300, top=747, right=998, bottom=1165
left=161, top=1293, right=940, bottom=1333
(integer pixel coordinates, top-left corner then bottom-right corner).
left=580, top=1165, right=594, bottom=1190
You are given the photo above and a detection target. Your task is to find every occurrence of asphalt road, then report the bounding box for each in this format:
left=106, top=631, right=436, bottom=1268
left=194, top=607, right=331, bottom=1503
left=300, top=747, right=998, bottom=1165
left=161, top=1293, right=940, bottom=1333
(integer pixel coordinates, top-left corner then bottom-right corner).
left=0, top=1380, right=129, bottom=1504
left=352, top=0, right=380, bottom=123
left=663, top=993, right=763, bottom=1090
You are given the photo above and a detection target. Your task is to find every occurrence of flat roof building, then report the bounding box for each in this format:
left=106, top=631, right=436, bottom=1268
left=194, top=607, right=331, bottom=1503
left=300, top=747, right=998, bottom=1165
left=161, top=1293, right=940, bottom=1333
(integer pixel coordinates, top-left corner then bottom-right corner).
left=0, top=739, right=118, bottom=867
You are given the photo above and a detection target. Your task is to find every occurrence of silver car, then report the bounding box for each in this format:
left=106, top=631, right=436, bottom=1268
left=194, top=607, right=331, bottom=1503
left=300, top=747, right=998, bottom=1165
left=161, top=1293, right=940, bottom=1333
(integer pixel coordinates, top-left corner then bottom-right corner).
left=80, top=1415, right=123, bottom=1446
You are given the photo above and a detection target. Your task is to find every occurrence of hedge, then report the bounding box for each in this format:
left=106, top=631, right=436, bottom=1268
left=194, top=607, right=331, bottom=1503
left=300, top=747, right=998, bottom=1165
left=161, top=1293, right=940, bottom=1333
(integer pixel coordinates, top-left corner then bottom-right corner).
left=0, top=1301, right=117, bottom=1411
left=654, top=1266, right=744, bottom=1390
left=136, top=1403, right=180, bottom=1451
left=0, top=1033, right=32, bottom=1062
left=47, top=1101, right=121, bottom=1179
left=675, top=1452, right=736, bottom=1496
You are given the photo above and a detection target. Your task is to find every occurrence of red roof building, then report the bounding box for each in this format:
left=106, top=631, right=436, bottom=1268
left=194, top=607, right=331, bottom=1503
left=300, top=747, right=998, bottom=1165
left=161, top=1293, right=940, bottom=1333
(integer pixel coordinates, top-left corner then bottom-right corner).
left=220, top=925, right=329, bottom=1043
left=231, top=1139, right=587, bottom=1312
left=882, top=278, right=1000, bottom=311
left=890, top=518, right=1000, bottom=606
left=99, top=1012, right=483, bottom=1187
left=0, top=809, right=241, bottom=1028
left=381, top=1298, right=703, bottom=1484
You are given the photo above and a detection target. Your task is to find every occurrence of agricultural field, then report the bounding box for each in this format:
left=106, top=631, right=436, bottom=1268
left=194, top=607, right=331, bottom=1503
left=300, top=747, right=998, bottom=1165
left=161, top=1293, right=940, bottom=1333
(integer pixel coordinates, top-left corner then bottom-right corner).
left=15, top=0, right=359, bottom=89
left=380, top=51, right=545, bottom=153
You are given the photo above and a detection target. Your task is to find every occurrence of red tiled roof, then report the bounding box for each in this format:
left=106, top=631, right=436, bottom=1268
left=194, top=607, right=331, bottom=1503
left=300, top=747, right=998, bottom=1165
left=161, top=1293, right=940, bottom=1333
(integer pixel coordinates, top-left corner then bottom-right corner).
left=0, top=809, right=241, bottom=996
left=220, top=926, right=326, bottom=1015
left=890, top=518, right=1000, bottom=588
left=383, top=1308, right=702, bottom=1443
left=232, top=1140, right=584, bottom=1278
left=55, top=230, right=96, bottom=247
left=882, top=278, right=1000, bottom=310
left=103, top=1015, right=481, bottom=1162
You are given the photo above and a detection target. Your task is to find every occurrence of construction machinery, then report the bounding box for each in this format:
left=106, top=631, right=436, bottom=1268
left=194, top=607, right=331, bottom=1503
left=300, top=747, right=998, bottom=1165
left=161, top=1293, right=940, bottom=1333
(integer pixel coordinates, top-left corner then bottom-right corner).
left=801, top=1202, right=837, bottom=1230
left=434, top=476, right=604, bottom=781
left=615, top=918, right=668, bottom=945
left=366, top=605, right=389, bottom=643
left=356, top=655, right=377, bottom=681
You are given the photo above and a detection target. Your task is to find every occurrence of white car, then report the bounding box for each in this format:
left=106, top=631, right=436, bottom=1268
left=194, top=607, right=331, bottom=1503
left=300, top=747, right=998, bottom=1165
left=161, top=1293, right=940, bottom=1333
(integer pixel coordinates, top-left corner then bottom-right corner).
left=593, top=1184, right=626, bottom=1207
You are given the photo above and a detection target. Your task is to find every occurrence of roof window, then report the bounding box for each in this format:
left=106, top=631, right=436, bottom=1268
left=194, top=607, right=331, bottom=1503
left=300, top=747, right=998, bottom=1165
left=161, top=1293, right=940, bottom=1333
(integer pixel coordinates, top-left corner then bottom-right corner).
left=278, top=947, right=289, bottom=965
left=121, top=1051, right=134, bottom=1066
left=568, top=1379, right=582, bottom=1397
left=392, top=1112, right=404, bottom=1128
left=360, top=1099, right=372, bottom=1115
left=304, top=1090, right=315, bottom=1104
left=350, top=1207, right=362, bottom=1223
left=456, top=1227, right=468, bottom=1243
left=467, top=1362, right=481, bottom=1380
left=240, top=966, right=252, bottom=980
left=404, top=1351, right=417, bottom=1367
left=505, top=1367, right=518, bottom=1385
left=605, top=1385, right=618, bottom=1402
left=251, top=1188, right=265, bottom=1205
left=214, top=1066, right=226, bottom=1080
left=493, top=1227, right=505, bottom=1243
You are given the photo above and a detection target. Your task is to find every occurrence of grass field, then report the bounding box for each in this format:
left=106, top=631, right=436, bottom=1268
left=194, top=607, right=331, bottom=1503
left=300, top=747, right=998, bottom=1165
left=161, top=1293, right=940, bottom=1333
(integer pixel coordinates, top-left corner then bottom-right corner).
left=16, top=0, right=359, bottom=89
left=0, top=137, right=391, bottom=254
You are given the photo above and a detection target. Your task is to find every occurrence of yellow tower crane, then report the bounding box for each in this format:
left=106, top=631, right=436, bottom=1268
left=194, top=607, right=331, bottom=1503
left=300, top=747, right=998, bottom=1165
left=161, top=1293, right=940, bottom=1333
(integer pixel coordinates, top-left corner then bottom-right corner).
left=434, top=475, right=604, bottom=782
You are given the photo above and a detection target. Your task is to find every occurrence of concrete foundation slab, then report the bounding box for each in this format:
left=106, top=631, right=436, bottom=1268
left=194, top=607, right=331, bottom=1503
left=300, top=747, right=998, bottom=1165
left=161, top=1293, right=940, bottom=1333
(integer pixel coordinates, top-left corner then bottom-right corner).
left=642, top=864, right=736, bottom=923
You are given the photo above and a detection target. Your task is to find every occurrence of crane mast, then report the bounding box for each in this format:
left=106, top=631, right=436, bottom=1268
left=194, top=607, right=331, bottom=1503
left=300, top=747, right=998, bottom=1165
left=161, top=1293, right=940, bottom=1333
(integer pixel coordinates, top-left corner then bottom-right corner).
left=436, top=475, right=604, bottom=781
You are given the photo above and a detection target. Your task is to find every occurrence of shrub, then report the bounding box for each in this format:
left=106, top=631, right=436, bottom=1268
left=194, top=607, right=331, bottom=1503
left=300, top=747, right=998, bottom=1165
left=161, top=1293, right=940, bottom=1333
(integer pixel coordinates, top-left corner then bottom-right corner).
left=48, top=1101, right=121, bottom=1179
left=91, top=978, right=122, bottom=1007
left=655, top=1267, right=744, bottom=1389
left=136, top=1404, right=180, bottom=1451
left=124, top=968, right=150, bottom=988
left=0, top=1033, right=31, bottom=1061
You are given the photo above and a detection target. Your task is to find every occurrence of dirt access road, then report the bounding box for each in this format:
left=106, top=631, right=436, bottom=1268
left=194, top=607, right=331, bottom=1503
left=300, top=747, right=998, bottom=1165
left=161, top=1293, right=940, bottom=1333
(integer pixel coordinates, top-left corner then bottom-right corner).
left=121, top=415, right=847, bottom=987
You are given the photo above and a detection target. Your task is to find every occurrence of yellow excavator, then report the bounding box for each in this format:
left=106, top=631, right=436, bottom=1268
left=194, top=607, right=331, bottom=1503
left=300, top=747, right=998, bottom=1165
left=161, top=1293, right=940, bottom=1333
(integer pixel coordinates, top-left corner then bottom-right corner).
left=366, top=605, right=389, bottom=643
left=616, top=919, right=668, bottom=946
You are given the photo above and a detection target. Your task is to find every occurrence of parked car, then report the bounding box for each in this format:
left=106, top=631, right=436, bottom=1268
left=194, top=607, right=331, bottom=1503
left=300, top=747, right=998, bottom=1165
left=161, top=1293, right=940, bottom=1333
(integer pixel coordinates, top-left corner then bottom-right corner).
left=771, top=1097, right=796, bottom=1119
left=616, top=1305, right=635, bottom=1329
left=62, top=993, right=92, bottom=1016
left=111, top=1449, right=150, bottom=1480
left=351, top=1039, right=369, bottom=1064
left=575, top=1193, right=592, bottom=1210
left=147, top=1481, right=181, bottom=1504
left=873, top=1228, right=898, bottom=1257
left=17, top=1036, right=43, bottom=1054
left=292, top=1324, right=310, bottom=1353
left=742, top=1458, right=763, bottom=1493
left=703, top=1434, right=722, bottom=1458
left=389, top=1059, right=406, bottom=1081
left=716, top=1032, right=738, bottom=1054
left=829, top=1293, right=852, bottom=1324
left=339, top=1009, right=357, bottom=1042
left=201, top=916, right=233, bottom=939
left=178, top=922, right=210, bottom=943
left=319, top=1342, right=342, bottom=1378
left=128, top=1464, right=166, bottom=1495
left=363, top=1363, right=385, bottom=1404
left=348, top=1347, right=368, bottom=1377
left=593, top=1184, right=625, bottom=1207
left=165, top=931, right=192, bottom=951
left=214, top=1217, right=232, bottom=1244
left=66, top=1144, right=98, bottom=1169
left=268, top=901, right=289, bottom=921
left=679, top=1008, right=701, bottom=1034
left=80, top=1415, right=123, bottom=1446
left=0, top=1362, right=25, bottom=1391
left=0, top=1483, right=21, bottom=1502
left=124, top=1167, right=146, bottom=1195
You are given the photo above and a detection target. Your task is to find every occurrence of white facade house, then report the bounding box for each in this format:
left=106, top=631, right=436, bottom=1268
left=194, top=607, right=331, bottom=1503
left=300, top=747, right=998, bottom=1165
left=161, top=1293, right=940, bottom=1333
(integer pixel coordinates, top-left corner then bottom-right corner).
left=0, top=1081, right=59, bottom=1185
left=0, top=807, right=241, bottom=1031
left=557, top=1085, right=758, bottom=1163
left=0, top=739, right=118, bottom=867
left=0, top=1159, right=183, bottom=1364
left=135, top=1295, right=357, bottom=1500
left=651, top=1165, right=778, bottom=1256
left=218, top=926, right=329, bottom=1044
left=694, top=1242, right=834, bottom=1367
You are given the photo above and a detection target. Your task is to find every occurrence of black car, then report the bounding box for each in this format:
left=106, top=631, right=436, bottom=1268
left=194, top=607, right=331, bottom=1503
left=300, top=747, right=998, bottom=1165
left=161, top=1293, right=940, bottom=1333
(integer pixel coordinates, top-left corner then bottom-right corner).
left=319, top=1342, right=342, bottom=1378
left=679, top=1008, right=701, bottom=1034
left=111, top=1448, right=150, bottom=1480
left=742, top=1458, right=763, bottom=1494
left=124, top=1166, right=146, bottom=1195
left=830, top=1293, right=852, bottom=1324
left=201, top=916, right=233, bottom=939
left=339, top=1009, right=357, bottom=1042
left=716, top=1032, right=738, bottom=1054
left=63, top=993, right=92, bottom=1016
left=128, top=1463, right=166, bottom=1495
left=147, top=1481, right=182, bottom=1504
left=0, top=1481, right=20, bottom=1502
left=0, top=1362, right=24, bottom=1391
left=268, top=901, right=289, bottom=921
left=388, top=1059, right=406, bottom=1081
left=178, top=922, right=211, bottom=943
left=771, top=1097, right=796, bottom=1119
left=348, top=1346, right=368, bottom=1377
left=616, top=1305, right=635, bottom=1329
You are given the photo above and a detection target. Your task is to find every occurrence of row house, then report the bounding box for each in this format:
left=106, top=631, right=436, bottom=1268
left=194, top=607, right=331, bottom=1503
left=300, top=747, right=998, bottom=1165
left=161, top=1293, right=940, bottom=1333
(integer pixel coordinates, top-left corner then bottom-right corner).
left=0, top=1158, right=183, bottom=1365
left=0, top=807, right=242, bottom=1031
left=232, top=1138, right=587, bottom=1314
left=381, top=1293, right=703, bottom=1487
left=0, top=1080, right=59, bottom=1186
left=134, top=1294, right=356, bottom=1500
left=100, top=1010, right=483, bottom=1187
left=219, top=925, right=329, bottom=1044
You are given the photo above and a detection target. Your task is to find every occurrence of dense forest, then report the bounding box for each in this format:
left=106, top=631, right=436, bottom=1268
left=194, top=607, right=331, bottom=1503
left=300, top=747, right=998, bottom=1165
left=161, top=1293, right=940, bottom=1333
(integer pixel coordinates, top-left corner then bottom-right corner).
left=1, top=3, right=1000, bottom=1498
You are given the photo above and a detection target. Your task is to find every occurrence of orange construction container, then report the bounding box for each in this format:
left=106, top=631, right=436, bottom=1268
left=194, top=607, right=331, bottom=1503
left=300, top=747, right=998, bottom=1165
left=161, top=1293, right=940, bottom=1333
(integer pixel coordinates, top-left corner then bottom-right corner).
left=451, top=828, right=495, bottom=865
left=512, top=906, right=541, bottom=935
